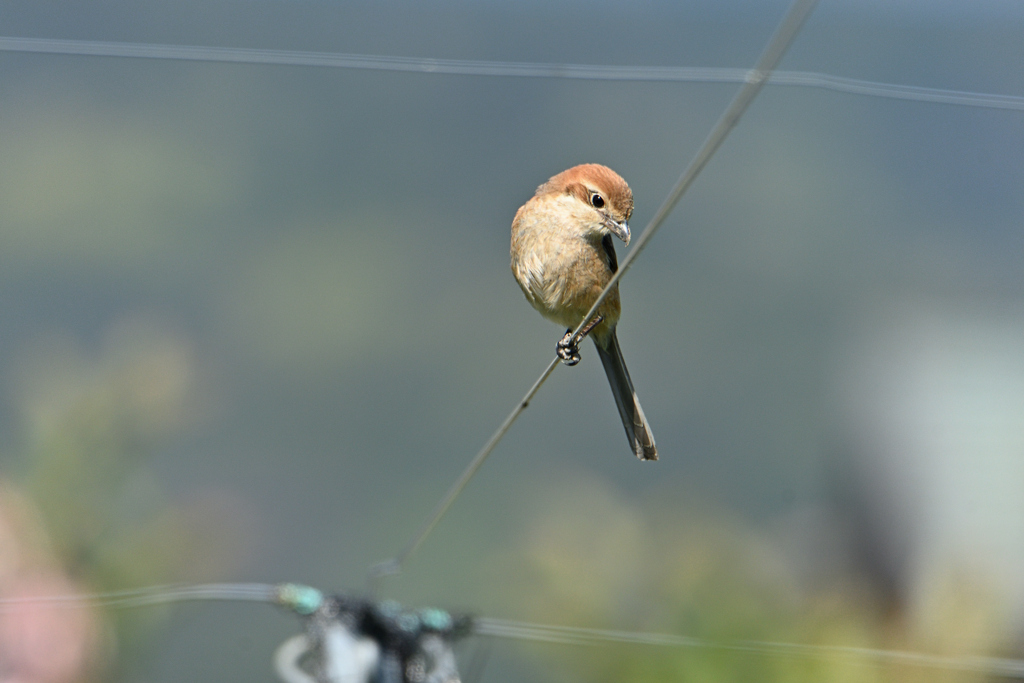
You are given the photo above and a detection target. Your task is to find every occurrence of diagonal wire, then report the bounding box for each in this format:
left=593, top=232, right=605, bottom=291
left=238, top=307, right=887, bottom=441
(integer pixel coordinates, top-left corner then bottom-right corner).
left=366, top=357, right=559, bottom=588
left=473, top=618, right=1024, bottom=678
left=567, top=0, right=818, bottom=347
left=0, top=36, right=1022, bottom=111
left=6, top=8, right=1021, bottom=678
left=366, top=0, right=820, bottom=589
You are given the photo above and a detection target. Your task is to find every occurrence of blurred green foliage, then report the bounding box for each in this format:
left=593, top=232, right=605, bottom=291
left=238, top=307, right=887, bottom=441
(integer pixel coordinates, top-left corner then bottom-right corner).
left=486, top=474, right=1008, bottom=683
left=6, top=320, right=248, bottom=678
left=0, top=1, right=1022, bottom=680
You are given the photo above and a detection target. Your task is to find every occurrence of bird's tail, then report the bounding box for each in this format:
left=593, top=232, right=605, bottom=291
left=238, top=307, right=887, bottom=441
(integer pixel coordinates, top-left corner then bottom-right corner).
left=594, top=330, right=658, bottom=461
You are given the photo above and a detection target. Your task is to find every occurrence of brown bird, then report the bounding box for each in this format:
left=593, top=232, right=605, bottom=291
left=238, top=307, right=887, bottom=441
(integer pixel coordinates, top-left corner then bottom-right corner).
left=511, top=164, right=658, bottom=461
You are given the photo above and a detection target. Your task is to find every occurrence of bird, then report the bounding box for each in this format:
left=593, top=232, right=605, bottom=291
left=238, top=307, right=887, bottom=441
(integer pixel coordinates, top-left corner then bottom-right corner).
left=510, top=164, right=658, bottom=461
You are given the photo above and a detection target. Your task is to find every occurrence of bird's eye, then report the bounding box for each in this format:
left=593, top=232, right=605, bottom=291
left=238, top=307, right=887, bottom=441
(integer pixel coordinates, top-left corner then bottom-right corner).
left=590, top=193, right=605, bottom=208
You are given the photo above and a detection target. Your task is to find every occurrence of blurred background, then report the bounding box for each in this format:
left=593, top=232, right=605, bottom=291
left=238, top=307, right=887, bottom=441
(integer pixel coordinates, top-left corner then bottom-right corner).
left=0, top=0, right=1022, bottom=680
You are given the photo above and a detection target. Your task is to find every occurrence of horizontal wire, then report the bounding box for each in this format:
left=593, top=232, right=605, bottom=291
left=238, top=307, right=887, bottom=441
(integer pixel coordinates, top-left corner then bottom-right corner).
left=0, top=582, right=280, bottom=611
left=5, top=15, right=1020, bottom=678
left=474, top=618, right=1024, bottom=678
left=7, top=582, right=1022, bottom=679
left=0, top=36, right=1021, bottom=111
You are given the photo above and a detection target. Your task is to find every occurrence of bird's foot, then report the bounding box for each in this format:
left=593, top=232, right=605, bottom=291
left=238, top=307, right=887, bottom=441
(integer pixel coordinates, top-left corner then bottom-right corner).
left=557, top=330, right=581, bottom=366
left=555, top=316, right=603, bottom=367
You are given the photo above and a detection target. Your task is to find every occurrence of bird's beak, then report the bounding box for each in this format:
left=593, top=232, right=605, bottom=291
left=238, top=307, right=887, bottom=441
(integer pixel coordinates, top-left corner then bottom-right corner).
left=607, top=218, right=630, bottom=246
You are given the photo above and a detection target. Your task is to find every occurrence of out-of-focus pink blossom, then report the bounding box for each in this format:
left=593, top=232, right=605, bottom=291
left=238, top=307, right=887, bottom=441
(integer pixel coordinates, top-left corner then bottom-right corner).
left=0, top=483, right=100, bottom=683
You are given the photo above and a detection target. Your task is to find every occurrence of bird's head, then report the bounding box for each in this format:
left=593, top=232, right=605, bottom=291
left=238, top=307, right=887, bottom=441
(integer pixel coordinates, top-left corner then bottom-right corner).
left=538, top=163, right=634, bottom=245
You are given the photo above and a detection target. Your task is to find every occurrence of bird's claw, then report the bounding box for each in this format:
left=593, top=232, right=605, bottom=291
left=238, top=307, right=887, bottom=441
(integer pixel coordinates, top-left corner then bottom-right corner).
left=556, top=316, right=603, bottom=367
left=557, top=330, right=582, bottom=366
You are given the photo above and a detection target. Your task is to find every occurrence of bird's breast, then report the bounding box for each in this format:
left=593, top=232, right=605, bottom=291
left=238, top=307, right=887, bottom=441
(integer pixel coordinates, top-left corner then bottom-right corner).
left=510, top=198, right=619, bottom=330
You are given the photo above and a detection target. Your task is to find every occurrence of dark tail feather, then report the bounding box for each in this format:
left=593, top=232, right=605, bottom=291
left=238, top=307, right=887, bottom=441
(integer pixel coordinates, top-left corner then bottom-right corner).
left=594, top=330, right=658, bottom=461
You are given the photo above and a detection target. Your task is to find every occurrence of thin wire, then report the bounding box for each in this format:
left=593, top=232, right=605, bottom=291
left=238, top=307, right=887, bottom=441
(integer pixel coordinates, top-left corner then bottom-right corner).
left=569, top=0, right=818, bottom=346
left=0, top=36, right=1022, bottom=111
left=0, top=582, right=280, bottom=611
left=2, top=15, right=1018, bottom=678
left=366, top=358, right=560, bottom=589
left=5, top=582, right=1024, bottom=679
left=473, top=618, right=1024, bottom=678
left=367, top=0, right=819, bottom=587
left=770, top=70, right=1024, bottom=110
